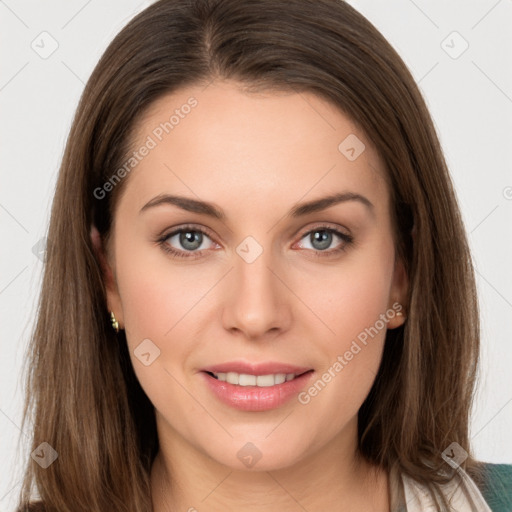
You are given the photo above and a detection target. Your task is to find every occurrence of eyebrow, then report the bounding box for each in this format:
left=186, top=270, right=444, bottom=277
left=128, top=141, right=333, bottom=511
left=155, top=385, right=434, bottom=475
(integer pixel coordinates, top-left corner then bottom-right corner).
left=140, top=192, right=374, bottom=219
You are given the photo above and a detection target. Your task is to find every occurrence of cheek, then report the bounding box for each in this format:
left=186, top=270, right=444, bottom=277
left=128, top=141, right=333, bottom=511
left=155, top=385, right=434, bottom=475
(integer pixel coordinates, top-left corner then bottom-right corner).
left=115, top=238, right=214, bottom=341
left=292, top=238, right=395, bottom=418
left=295, top=237, right=396, bottom=346
left=115, top=247, right=210, bottom=417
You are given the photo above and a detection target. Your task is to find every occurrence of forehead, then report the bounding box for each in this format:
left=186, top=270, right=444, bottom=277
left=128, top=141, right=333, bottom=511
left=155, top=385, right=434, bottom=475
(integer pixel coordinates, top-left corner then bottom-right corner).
left=120, top=80, right=389, bottom=217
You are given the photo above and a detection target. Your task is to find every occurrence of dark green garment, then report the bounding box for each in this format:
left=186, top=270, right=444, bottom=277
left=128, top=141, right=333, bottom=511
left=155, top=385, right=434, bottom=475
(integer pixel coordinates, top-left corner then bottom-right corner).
left=389, top=462, right=512, bottom=511
left=478, top=463, right=512, bottom=512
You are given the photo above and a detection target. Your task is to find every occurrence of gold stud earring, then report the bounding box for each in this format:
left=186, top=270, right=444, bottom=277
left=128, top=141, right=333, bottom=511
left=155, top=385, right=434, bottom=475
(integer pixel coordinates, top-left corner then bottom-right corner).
left=396, top=306, right=406, bottom=320
left=110, top=311, right=120, bottom=333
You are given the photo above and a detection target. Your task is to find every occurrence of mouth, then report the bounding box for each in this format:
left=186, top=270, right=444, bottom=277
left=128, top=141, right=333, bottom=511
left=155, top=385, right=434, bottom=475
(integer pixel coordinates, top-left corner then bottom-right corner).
left=200, top=363, right=315, bottom=411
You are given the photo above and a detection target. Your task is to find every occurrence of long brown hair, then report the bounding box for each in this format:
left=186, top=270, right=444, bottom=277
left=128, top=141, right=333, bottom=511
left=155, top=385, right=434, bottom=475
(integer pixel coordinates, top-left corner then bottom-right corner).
left=17, top=0, right=483, bottom=510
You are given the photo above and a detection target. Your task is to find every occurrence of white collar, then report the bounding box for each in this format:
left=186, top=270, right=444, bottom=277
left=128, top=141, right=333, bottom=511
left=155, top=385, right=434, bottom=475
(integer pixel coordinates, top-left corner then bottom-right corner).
left=400, top=465, right=492, bottom=511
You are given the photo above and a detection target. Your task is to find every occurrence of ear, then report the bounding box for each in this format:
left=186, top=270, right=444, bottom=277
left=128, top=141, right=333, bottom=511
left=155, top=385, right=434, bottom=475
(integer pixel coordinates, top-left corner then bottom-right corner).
left=90, top=224, right=124, bottom=328
left=386, top=256, right=408, bottom=329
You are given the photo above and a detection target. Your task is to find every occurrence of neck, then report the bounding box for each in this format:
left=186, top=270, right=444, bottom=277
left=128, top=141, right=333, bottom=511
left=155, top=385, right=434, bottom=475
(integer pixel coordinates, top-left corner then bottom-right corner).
left=150, top=416, right=390, bottom=512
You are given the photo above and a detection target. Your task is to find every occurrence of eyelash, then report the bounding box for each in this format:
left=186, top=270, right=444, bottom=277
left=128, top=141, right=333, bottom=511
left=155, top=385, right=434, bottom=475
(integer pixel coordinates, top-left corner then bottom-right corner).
left=157, top=223, right=354, bottom=260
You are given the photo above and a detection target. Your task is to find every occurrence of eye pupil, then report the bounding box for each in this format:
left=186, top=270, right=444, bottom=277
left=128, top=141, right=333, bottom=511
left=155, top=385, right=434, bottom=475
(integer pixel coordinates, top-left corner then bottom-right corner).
left=180, top=231, right=202, bottom=250
left=311, top=230, right=332, bottom=250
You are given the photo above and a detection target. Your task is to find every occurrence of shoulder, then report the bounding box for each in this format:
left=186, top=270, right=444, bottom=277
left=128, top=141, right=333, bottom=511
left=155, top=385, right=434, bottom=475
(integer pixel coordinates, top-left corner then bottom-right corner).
left=476, top=462, right=512, bottom=512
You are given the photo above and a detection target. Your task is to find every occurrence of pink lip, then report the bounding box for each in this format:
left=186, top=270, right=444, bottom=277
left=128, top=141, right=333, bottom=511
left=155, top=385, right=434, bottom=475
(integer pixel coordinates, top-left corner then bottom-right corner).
left=201, top=361, right=312, bottom=376
left=200, top=361, right=314, bottom=412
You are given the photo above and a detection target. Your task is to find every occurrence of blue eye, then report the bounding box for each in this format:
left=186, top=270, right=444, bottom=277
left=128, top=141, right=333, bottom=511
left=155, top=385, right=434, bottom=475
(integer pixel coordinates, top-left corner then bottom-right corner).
left=297, top=225, right=354, bottom=256
left=157, top=224, right=353, bottom=259
left=158, top=225, right=215, bottom=259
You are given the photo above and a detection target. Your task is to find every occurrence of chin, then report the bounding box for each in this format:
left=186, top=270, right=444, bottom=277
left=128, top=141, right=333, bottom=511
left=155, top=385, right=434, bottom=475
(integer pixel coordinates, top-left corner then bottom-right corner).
left=198, top=429, right=314, bottom=472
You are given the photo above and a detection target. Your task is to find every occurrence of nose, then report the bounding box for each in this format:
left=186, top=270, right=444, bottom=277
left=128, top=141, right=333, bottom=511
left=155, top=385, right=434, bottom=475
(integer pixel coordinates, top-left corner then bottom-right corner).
left=221, top=246, right=292, bottom=341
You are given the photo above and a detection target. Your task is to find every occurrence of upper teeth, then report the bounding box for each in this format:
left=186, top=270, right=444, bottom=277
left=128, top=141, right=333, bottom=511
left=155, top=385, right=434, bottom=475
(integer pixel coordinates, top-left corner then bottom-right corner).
left=213, top=372, right=296, bottom=387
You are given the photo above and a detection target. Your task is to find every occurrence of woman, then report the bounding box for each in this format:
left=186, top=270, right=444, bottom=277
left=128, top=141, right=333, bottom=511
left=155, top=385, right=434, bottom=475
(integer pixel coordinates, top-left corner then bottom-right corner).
left=17, top=0, right=512, bottom=510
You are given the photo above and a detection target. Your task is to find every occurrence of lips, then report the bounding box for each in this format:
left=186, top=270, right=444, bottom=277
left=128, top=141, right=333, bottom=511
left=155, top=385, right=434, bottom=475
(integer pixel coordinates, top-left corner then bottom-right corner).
left=200, top=361, right=314, bottom=411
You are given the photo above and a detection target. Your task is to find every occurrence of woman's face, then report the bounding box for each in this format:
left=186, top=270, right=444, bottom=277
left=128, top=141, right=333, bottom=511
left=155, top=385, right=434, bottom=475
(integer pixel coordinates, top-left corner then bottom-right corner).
left=101, top=80, right=407, bottom=471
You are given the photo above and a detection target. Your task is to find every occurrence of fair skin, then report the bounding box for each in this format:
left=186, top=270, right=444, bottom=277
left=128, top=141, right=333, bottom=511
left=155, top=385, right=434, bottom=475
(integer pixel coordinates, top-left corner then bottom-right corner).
left=94, top=80, right=408, bottom=511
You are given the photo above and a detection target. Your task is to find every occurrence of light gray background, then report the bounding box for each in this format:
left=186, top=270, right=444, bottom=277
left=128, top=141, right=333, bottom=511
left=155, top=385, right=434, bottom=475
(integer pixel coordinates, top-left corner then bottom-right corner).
left=1, top=1, right=511, bottom=510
